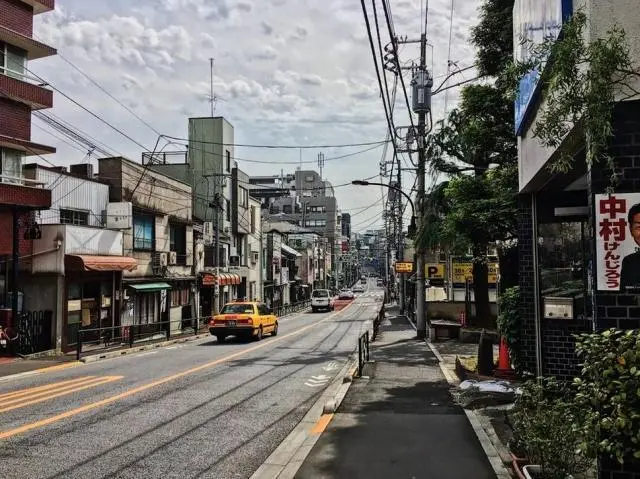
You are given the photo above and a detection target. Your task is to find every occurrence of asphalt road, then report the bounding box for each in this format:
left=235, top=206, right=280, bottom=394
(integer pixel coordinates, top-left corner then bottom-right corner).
left=0, top=282, right=383, bottom=479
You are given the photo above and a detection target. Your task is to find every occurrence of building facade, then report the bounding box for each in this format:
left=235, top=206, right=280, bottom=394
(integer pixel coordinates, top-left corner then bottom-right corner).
left=99, top=157, right=197, bottom=336
left=0, top=0, right=56, bottom=328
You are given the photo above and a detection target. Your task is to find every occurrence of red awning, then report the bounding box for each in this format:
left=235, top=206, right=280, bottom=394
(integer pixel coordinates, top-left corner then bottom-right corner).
left=65, top=255, right=138, bottom=272
left=228, top=273, right=241, bottom=285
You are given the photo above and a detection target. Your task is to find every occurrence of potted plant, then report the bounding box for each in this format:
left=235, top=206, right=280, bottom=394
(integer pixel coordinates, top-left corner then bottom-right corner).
left=511, top=377, right=591, bottom=479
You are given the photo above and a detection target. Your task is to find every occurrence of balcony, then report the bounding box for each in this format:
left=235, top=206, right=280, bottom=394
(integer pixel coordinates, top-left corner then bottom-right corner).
left=18, top=0, right=54, bottom=14
left=0, top=178, right=50, bottom=209
left=0, top=73, right=53, bottom=109
left=0, top=25, right=56, bottom=60
left=0, top=134, right=55, bottom=156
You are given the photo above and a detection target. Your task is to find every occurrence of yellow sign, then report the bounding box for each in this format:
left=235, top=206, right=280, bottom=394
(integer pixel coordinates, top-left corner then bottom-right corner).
left=452, top=262, right=499, bottom=284
left=394, top=262, right=414, bottom=273
left=425, top=263, right=445, bottom=279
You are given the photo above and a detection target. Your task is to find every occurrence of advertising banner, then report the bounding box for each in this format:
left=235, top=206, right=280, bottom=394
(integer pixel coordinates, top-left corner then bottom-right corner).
left=595, top=194, right=640, bottom=291
left=513, top=0, right=572, bottom=132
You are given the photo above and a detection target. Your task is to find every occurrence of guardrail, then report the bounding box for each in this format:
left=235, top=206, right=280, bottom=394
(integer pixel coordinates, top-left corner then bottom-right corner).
left=272, top=300, right=311, bottom=318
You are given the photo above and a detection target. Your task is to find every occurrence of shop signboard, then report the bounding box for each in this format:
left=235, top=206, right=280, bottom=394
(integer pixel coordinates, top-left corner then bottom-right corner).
left=595, top=194, right=640, bottom=291
left=452, top=263, right=499, bottom=284
left=425, top=263, right=445, bottom=279
left=394, top=262, right=414, bottom=273
left=513, top=0, right=572, bottom=132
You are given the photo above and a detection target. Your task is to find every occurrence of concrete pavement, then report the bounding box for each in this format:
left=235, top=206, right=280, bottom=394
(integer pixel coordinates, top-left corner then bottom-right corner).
left=0, top=287, right=384, bottom=479
left=295, top=314, right=498, bottom=479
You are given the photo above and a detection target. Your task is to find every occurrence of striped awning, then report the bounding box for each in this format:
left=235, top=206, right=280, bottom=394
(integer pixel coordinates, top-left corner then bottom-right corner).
left=201, top=272, right=241, bottom=286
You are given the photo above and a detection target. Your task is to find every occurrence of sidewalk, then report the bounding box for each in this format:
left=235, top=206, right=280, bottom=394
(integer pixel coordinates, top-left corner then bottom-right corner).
left=0, top=355, right=78, bottom=379
left=295, top=314, right=498, bottom=479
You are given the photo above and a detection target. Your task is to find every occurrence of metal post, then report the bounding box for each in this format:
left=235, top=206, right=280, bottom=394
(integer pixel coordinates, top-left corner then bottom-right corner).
left=76, top=330, right=82, bottom=360
left=214, top=193, right=221, bottom=316
left=11, top=209, right=19, bottom=324
left=397, top=154, right=405, bottom=315
left=415, top=32, right=428, bottom=340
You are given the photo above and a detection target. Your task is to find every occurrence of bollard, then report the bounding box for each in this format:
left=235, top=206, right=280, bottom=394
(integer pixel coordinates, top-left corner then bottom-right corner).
left=76, top=330, right=82, bottom=361
left=129, top=325, right=134, bottom=348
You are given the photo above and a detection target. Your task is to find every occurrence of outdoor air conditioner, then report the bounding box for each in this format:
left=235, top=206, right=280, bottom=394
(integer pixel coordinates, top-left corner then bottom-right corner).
left=224, top=226, right=231, bottom=234
left=168, top=251, right=178, bottom=265
left=153, top=252, right=168, bottom=267
left=251, top=251, right=259, bottom=264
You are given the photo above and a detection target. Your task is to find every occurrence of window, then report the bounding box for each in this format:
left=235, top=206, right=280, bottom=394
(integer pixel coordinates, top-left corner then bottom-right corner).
left=226, top=150, right=231, bottom=172
left=239, top=187, right=248, bottom=208
left=312, top=290, right=329, bottom=298
left=133, top=214, right=154, bottom=250
left=283, top=205, right=292, bottom=214
left=0, top=43, right=26, bottom=79
left=170, top=288, right=190, bottom=307
left=60, top=209, right=89, bottom=226
left=306, top=205, right=326, bottom=214
left=1, top=148, right=23, bottom=184
left=221, top=303, right=255, bottom=314
left=225, top=199, right=231, bottom=221
left=170, top=223, right=187, bottom=264
left=135, top=292, right=158, bottom=324
left=258, top=304, right=269, bottom=315
left=305, top=219, right=327, bottom=228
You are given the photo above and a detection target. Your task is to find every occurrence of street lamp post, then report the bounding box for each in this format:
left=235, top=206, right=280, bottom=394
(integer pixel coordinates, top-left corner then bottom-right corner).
left=352, top=179, right=417, bottom=318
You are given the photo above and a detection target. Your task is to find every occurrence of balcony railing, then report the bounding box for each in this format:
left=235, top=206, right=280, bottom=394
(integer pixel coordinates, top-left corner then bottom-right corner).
left=0, top=73, right=53, bottom=109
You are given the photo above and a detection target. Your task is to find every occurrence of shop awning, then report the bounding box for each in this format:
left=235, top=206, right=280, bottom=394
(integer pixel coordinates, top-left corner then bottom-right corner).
left=281, top=244, right=302, bottom=257
left=200, top=272, right=241, bottom=286
left=66, top=255, right=138, bottom=272
left=127, top=282, right=171, bottom=292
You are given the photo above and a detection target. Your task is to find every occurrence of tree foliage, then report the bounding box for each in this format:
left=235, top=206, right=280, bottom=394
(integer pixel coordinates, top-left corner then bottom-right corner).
left=471, top=0, right=515, bottom=78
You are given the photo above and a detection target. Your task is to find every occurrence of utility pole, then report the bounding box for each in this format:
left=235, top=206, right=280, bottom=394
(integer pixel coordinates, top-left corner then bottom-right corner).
left=414, top=32, right=431, bottom=340
left=214, top=192, right=221, bottom=315
left=396, top=153, right=405, bottom=315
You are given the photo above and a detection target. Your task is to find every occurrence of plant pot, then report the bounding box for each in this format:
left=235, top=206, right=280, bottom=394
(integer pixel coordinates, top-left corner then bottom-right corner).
left=512, top=458, right=528, bottom=479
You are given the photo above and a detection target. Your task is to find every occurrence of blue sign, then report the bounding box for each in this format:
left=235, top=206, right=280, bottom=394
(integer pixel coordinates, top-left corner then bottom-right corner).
left=513, top=0, right=573, bottom=133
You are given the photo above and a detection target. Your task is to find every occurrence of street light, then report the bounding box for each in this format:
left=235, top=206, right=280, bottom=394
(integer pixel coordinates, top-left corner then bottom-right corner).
left=351, top=180, right=416, bottom=235
left=352, top=179, right=418, bottom=320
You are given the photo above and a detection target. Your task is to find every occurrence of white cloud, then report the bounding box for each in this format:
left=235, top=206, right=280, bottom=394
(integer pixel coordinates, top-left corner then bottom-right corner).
left=32, top=0, right=481, bottom=228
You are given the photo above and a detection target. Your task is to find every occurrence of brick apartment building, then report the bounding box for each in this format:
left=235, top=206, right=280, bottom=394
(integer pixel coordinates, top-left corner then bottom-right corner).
left=0, top=0, right=56, bottom=321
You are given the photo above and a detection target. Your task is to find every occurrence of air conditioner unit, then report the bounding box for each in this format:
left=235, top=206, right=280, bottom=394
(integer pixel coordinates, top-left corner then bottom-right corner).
left=223, top=226, right=231, bottom=234
left=251, top=251, right=259, bottom=264
left=229, top=255, right=240, bottom=267
left=168, top=251, right=178, bottom=265
left=203, top=222, right=214, bottom=243
left=153, top=252, right=168, bottom=268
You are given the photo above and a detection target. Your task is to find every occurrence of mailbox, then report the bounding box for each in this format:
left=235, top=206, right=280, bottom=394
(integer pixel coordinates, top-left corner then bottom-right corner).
left=543, top=297, right=574, bottom=319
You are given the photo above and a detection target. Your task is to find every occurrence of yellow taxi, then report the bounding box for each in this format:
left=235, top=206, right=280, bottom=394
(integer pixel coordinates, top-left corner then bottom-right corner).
left=208, top=301, right=278, bottom=342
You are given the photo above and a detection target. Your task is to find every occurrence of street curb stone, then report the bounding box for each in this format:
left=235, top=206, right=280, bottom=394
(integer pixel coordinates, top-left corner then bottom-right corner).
left=250, top=357, right=359, bottom=479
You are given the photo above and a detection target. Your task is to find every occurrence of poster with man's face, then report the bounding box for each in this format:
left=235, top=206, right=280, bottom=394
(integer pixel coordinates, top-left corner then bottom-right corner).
left=595, top=194, right=640, bottom=291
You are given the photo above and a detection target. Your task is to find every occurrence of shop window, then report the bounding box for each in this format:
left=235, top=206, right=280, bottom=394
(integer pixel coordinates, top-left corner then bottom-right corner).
left=133, top=214, right=154, bottom=250
left=538, top=221, right=590, bottom=319
left=60, top=209, right=89, bottom=226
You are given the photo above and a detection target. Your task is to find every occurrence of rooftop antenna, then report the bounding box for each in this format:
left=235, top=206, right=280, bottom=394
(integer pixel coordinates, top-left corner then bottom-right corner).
left=317, top=152, right=325, bottom=179
left=209, top=58, right=214, bottom=117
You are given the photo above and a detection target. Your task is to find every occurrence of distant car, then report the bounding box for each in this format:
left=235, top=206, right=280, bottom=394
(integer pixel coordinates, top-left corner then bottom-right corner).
left=376, top=279, right=384, bottom=287
left=338, top=289, right=354, bottom=300
left=352, top=285, right=365, bottom=293
left=311, top=289, right=335, bottom=312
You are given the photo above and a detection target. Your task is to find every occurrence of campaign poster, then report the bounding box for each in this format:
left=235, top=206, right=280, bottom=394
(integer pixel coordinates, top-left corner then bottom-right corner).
left=595, top=194, right=640, bottom=291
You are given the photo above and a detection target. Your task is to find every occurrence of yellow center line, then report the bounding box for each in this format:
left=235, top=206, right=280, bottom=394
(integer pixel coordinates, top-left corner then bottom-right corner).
left=0, top=376, right=123, bottom=414
left=310, top=413, right=334, bottom=435
left=0, top=303, right=354, bottom=440
left=0, top=376, right=97, bottom=402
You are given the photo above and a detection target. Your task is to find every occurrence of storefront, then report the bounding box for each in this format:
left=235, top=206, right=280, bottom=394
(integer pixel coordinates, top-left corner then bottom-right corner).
left=199, top=272, right=241, bottom=316
left=63, top=254, right=137, bottom=351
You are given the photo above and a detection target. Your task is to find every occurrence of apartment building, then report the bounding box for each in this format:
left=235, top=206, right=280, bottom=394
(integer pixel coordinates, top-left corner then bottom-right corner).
left=0, top=0, right=56, bottom=326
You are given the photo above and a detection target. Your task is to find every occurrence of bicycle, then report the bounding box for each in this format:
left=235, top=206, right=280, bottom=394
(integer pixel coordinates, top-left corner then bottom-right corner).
left=0, top=324, right=19, bottom=351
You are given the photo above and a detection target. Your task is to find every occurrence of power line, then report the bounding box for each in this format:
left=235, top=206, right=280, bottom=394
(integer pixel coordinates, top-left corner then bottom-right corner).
left=57, top=53, right=162, bottom=137
left=161, top=134, right=389, bottom=150
left=23, top=64, right=151, bottom=151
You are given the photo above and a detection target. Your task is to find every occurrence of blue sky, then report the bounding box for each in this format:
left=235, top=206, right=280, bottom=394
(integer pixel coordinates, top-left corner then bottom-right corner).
left=31, top=0, right=479, bottom=232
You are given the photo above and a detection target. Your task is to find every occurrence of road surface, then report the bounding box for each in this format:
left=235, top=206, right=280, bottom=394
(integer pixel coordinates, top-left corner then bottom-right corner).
left=0, top=283, right=383, bottom=479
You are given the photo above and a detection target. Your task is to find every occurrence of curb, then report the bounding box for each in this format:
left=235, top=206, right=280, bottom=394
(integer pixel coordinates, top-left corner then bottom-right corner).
left=0, top=360, right=83, bottom=384
left=80, top=333, right=212, bottom=363
left=426, top=339, right=512, bottom=479
left=250, top=358, right=359, bottom=479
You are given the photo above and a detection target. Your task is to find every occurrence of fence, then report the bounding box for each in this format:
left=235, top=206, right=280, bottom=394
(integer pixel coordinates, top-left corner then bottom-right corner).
left=272, top=300, right=311, bottom=318
left=0, top=310, right=53, bottom=357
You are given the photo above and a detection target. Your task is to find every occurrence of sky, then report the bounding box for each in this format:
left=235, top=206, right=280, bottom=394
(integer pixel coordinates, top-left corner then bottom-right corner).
left=31, top=0, right=480, bottom=233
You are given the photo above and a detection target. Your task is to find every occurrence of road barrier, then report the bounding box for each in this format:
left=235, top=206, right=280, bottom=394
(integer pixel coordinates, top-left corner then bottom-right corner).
left=272, top=300, right=311, bottom=318
left=357, top=330, right=370, bottom=377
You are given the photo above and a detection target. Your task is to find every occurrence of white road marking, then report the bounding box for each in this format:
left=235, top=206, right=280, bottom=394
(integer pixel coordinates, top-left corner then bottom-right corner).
left=323, top=361, right=339, bottom=372
left=134, top=351, right=158, bottom=358
left=304, top=374, right=331, bottom=387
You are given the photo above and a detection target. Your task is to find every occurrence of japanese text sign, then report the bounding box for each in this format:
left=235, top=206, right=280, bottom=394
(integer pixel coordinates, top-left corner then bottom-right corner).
left=595, top=194, right=640, bottom=291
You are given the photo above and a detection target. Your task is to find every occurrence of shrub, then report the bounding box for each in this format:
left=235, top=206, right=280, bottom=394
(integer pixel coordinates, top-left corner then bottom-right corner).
left=497, top=286, right=521, bottom=371
left=574, top=329, right=640, bottom=463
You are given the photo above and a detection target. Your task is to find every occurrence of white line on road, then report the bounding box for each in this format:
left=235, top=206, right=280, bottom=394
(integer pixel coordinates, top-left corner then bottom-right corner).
left=134, top=351, right=158, bottom=358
